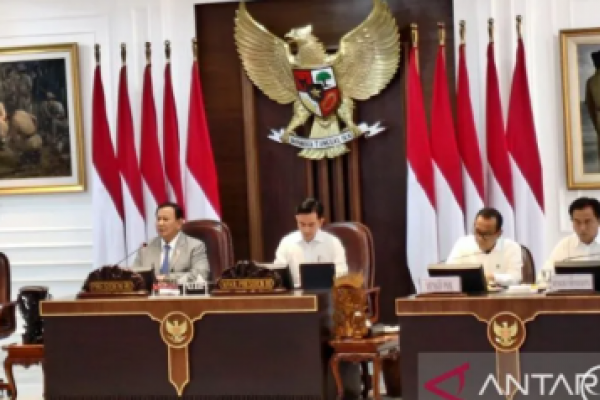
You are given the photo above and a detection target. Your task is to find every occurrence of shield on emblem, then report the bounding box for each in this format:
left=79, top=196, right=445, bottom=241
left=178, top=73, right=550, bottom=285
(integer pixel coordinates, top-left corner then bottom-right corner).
left=293, top=66, right=341, bottom=118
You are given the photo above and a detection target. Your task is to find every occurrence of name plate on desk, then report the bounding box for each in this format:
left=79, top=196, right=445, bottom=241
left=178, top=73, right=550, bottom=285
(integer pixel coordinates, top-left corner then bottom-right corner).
left=550, top=274, right=594, bottom=291
left=218, top=278, right=275, bottom=291
left=89, top=280, right=134, bottom=293
left=419, top=277, right=461, bottom=294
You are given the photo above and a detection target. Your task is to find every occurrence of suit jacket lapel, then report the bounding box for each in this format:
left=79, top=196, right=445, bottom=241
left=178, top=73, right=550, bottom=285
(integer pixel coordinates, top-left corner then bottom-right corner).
left=169, top=234, right=186, bottom=270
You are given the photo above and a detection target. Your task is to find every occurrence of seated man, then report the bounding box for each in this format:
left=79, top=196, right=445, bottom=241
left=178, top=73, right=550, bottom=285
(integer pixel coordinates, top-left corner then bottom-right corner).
left=132, top=202, right=209, bottom=283
left=274, top=198, right=358, bottom=399
left=447, top=207, right=523, bottom=284
left=541, top=197, right=600, bottom=280
left=274, top=197, right=348, bottom=287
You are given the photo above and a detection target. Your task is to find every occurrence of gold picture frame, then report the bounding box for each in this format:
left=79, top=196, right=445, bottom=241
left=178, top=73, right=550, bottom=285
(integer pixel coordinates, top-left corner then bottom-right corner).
left=560, top=28, right=600, bottom=189
left=0, top=42, right=85, bottom=195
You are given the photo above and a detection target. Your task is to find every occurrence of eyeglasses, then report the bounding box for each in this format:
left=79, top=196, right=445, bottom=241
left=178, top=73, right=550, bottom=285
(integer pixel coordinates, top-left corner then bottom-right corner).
left=475, top=231, right=497, bottom=240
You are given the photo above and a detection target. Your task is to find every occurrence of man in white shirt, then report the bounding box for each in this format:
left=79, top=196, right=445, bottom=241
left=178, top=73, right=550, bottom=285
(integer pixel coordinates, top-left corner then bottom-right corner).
left=132, top=202, right=209, bottom=283
left=274, top=198, right=348, bottom=287
left=541, top=197, right=600, bottom=280
left=447, top=208, right=523, bottom=284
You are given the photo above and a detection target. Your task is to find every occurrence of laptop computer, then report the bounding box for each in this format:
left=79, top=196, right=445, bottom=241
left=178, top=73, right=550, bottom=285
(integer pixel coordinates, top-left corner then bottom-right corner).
left=299, top=262, right=335, bottom=290
left=427, top=263, right=487, bottom=294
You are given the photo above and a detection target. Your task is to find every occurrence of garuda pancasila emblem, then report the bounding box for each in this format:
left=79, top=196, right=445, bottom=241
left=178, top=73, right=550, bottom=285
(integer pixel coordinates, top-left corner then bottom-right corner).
left=234, top=0, right=400, bottom=159
left=166, top=319, right=188, bottom=344
left=493, top=320, right=518, bottom=348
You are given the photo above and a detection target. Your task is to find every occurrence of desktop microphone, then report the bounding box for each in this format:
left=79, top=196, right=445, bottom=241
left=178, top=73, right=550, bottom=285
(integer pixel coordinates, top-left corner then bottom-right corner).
left=560, top=252, right=600, bottom=262
left=438, top=251, right=484, bottom=264
left=111, top=242, right=147, bottom=267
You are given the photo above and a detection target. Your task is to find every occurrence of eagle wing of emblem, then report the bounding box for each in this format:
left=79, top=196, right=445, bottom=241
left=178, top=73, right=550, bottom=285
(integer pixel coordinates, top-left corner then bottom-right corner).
left=166, top=319, right=176, bottom=335
left=331, top=0, right=400, bottom=101
left=178, top=320, right=188, bottom=336
left=234, top=2, right=297, bottom=105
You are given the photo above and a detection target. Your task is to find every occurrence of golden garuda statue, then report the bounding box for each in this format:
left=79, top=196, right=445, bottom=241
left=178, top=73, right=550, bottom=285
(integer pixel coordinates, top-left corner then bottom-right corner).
left=234, top=0, right=400, bottom=159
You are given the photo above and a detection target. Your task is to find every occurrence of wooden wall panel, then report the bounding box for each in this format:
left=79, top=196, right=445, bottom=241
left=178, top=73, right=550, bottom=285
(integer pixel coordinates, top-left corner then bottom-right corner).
left=195, top=0, right=454, bottom=322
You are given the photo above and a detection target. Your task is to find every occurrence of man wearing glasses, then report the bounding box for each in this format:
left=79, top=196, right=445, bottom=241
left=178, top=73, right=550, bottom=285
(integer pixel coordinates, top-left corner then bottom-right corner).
left=540, top=197, right=600, bottom=281
left=446, top=207, right=523, bottom=284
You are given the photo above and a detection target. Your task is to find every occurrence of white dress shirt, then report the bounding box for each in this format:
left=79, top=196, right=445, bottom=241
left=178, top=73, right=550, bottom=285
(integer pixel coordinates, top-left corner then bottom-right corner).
left=274, top=229, right=348, bottom=287
left=541, top=234, right=600, bottom=279
left=159, top=232, right=181, bottom=272
left=446, top=235, right=523, bottom=283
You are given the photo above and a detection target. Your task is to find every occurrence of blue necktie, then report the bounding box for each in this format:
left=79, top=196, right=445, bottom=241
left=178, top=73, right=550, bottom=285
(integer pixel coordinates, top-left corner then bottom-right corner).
left=161, top=244, right=171, bottom=274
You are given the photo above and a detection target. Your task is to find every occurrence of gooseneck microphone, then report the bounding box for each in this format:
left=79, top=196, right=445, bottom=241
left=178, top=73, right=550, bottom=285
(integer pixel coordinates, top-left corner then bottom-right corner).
left=112, top=242, right=147, bottom=267
left=438, top=251, right=485, bottom=264
left=560, top=252, right=600, bottom=262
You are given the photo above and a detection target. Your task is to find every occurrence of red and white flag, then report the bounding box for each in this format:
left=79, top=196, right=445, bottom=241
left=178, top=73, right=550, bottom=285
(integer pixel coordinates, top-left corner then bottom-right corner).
left=117, top=64, right=146, bottom=255
left=92, top=61, right=126, bottom=266
left=507, top=36, right=545, bottom=265
left=163, top=62, right=186, bottom=212
left=185, top=58, right=221, bottom=220
left=456, top=42, right=485, bottom=227
left=431, top=43, right=464, bottom=258
left=486, top=42, right=515, bottom=238
left=140, top=63, right=167, bottom=237
left=406, top=45, right=438, bottom=288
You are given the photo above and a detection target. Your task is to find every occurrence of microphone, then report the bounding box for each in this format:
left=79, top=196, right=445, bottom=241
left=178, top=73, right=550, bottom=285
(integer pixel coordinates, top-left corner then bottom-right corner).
left=438, top=251, right=485, bottom=264
left=560, top=252, right=600, bottom=262
left=111, top=242, right=147, bottom=267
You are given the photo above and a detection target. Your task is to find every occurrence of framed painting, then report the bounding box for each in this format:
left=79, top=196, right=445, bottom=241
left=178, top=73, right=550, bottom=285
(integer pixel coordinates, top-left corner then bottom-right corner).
left=0, top=42, right=84, bottom=195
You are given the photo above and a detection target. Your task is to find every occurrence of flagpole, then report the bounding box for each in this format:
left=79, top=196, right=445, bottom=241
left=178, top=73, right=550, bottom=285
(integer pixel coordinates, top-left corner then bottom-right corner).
left=459, top=20, right=465, bottom=45
left=165, top=40, right=171, bottom=64
left=488, top=18, right=494, bottom=43
left=145, top=42, right=151, bottom=66
left=516, top=15, right=522, bottom=39
left=95, top=44, right=100, bottom=66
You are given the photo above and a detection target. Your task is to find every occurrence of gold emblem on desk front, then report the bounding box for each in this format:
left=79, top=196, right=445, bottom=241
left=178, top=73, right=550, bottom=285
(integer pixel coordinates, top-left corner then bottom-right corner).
left=487, top=312, right=526, bottom=400
left=488, top=312, right=525, bottom=352
left=160, top=312, right=194, bottom=396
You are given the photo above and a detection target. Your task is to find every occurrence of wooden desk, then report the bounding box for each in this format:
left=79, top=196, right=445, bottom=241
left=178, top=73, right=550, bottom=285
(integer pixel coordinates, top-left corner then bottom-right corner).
left=41, top=293, right=329, bottom=399
left=396, top=293, right=600, bottom=399
left=2, top=344, right=44, bottom=400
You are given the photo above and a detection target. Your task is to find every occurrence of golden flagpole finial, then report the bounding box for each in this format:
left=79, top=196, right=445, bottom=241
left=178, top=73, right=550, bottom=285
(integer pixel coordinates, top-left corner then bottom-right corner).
left=120, top=43, right=126, bottom=65
left=145, top=42, right=151, bottom=65
left=410, top=23, right=418, bottom=47
left=165, top=40, right=171, bottom=63
left=192, top=38, right=198, bottom=61
left=438, top=22, right=445, bottom=46
left=459, top=20, right=466, bottom=45
left=488, top=18, right=494, bottom=43
left=516, top=15, right=523, bottom=38
left=94, top=44, right=100, bottom=65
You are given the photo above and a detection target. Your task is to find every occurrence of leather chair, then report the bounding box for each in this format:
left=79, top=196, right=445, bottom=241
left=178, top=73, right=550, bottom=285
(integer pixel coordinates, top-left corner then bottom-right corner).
left=0, top=252, right=17, bottom=393
left=323, top=222, right=375, bottom=288
left=182, top=220, right=234, bottom=280
left=521, top=244, right=536, bottom=284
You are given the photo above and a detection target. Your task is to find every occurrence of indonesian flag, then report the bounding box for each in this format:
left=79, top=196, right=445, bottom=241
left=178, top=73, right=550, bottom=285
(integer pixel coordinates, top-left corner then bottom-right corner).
left=486, top=42, right=515, bottom=238
left=163, top=62, right=186, bottom=212
left=185, top=59, right=221, bottom=220
left=116, top=65, right=146, bottom=255
left=406, top=46, right=438, bottom=288
left=431, top=44, right=465, bottom=259
left=507, top=37, right=545, bottom=266
left=140, top=63, right=167, bottom=237
left=92, top=63, right=126, bottom=266
left=456, top=42, right=485, bottom=228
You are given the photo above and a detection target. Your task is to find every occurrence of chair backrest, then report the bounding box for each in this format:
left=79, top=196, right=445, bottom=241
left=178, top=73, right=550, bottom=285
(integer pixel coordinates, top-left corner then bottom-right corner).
left=521, top=244, right=535, bottom=284
left=322, top=222, right=375, bottom=288
left=182, top=220, right=235, bottom=279
left=0, top=252, right=11, bottom=302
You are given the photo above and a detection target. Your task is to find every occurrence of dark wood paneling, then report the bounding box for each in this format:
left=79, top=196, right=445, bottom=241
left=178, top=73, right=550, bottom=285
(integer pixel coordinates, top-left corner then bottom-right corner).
left=195, top=0, right=454, bottom=321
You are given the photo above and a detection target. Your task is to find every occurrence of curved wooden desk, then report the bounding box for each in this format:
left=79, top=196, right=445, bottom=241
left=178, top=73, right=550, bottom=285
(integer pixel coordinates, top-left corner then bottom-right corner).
left=396, top=293, right=600, bottom=400
left=41, top=293, right=328, bottom=400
